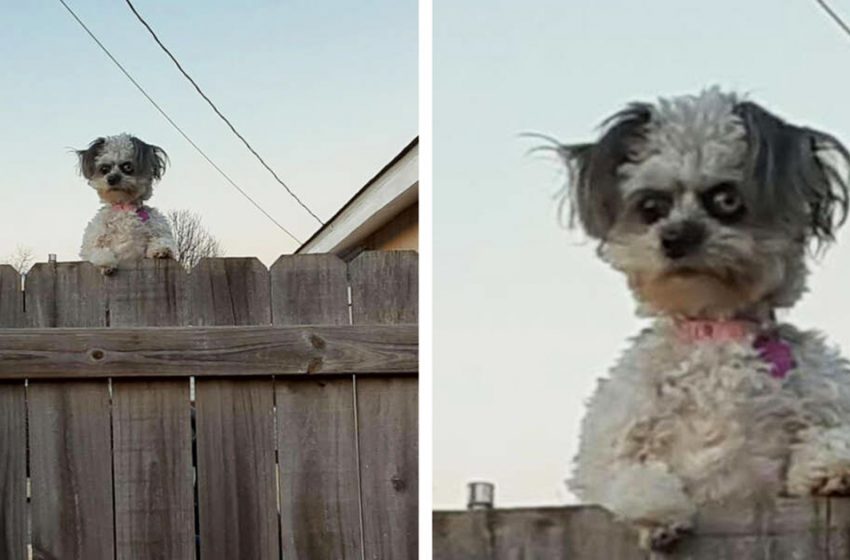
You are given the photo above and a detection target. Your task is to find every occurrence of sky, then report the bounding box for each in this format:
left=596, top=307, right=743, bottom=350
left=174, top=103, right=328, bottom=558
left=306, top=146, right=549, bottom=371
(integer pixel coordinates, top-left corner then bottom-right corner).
left=433, top=0, right=850, bottom=509
left=0, top=0, right=416, bottom=267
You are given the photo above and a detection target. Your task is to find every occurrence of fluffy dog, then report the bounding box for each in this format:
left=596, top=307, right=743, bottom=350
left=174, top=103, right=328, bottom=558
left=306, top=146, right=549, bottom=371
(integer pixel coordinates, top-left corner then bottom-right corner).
left=558, top=87, right=850, bottom=550
left=77, top=134, right=176, bottom=273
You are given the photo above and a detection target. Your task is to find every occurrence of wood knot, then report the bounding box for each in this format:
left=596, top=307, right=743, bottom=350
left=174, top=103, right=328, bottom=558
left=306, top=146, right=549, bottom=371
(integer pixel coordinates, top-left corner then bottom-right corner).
left=89, top=349, right=105, bottom=361
left=307, top=357, right=323, bottom=374
left=309, top=334, right=326, bottom=350
left=390, top=474, right=406, bottom=492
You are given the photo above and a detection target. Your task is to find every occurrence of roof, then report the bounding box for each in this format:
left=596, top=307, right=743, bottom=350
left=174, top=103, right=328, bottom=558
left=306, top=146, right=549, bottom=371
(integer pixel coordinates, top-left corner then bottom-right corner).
left=296, top=137, right=419, bottom=255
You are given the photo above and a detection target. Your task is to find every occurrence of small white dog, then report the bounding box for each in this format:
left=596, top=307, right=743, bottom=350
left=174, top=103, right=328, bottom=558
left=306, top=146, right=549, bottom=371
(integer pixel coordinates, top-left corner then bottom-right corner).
left=77, top=133, right=176, bottom=273
left=558, top=88, right=850, bottom=550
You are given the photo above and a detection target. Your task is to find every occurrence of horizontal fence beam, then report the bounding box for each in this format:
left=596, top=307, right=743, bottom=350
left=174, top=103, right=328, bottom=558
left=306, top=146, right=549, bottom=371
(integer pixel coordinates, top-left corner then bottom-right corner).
left=434, top=499, right=850, bottom=559
left=0, top=324, right=417, bottom=379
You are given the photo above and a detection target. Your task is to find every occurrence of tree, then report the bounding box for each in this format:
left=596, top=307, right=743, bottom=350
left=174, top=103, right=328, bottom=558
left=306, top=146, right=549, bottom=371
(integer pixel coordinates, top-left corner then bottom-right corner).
left=166, top=210, right=223, bottom=270
left=1, top=245, right=35, bottom=273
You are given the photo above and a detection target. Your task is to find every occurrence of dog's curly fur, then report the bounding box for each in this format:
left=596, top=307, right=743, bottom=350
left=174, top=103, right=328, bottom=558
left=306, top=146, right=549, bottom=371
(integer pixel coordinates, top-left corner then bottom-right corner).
left=557, top=87, right=850, bottom=550
left=77, top=134, right=176, bottom=273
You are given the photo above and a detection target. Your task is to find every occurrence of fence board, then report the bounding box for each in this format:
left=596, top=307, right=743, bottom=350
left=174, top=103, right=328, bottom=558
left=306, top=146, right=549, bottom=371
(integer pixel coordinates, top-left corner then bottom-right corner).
left=273, top=254, right=363, bottom=559
left=193, top=257, right=279, bottom=559
left=185, top=257, right=270, bottom=326
left=0, top=266, right=22, bottom=328
left=271, top=254, right=350, bottom=326
left=25, top=262, right=106, bottom=328
left=196, top=380, right=278, bottom=559
left=0, top=383, right=26, bottom=560
left=29, top=382, right=114, bottom=560
left=0, top=325, right=418, bottom=378
left=350, top=251, right=419, bottom=559
left=277, top=379, right=362, bottom=559
left=433, top=500, right=850, bottom=559
left=106, top=259, right=185, bottom=327
left=109, top=262, right=195, bottom=560
left=434, top=507, right=645, bottom=560
left=25, top=260, right=114, bottom=559
left=113, top=380, right=194, bottom=560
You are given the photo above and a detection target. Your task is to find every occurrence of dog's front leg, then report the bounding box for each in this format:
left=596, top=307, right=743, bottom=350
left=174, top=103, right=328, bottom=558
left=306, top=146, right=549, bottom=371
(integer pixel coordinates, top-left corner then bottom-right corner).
left=84, top=247, right=119, bottom=275
left=144, top=209, right=177, bottom=260
left=786, top=426, right=850, bottom=496
left=596, top=462, right=696, bottom=551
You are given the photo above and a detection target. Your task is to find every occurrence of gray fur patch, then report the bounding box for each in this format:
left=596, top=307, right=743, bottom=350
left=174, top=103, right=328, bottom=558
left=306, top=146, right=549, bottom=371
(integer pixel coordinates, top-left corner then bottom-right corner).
left=733, top=101, right=850, bottom=247
left=557, top=103, right=653, bottom=239
left=76, top=137, right=106, bottom=179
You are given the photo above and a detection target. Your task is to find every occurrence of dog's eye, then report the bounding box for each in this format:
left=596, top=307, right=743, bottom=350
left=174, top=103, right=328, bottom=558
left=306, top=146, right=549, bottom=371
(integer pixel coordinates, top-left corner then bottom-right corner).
left=638, top=193, right=673, bottom=225
left=703, top=183, right=745, bottom=222
left=120, top=162, right=134, bottom=175
left=98, top=164, right=111, bottom=175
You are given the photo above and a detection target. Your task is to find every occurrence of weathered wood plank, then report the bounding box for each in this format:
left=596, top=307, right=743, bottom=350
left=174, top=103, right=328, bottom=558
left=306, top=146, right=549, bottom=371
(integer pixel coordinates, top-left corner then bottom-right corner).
left=349, top=251, right=418, bottom=325
left=196, top=379, right=279, bottom=559
left=0, top=265, right=22, bottom=328
left=29, top=382, right=115, bottom=559
left=26, top=259, right=114, bottom=559
left=433, top=500, right=850, bottom=559
left=0, top=383, right=26, bottom=560
left=112, top=380, right=194, bottom=560
left=273, top=254, right=363, bottom=559
left=193, top=255, right=279, bottom=559
left=277, top=379, right=362, bottom=559
left=25, top=262, right=106, bottom=328
left=433, top=507, right=645, bottom=560
left=350, top=251, right=419, bottom=559
left=0, top=324, right=418, bottom=378
left=356, top=377, right=418, bottom=560
left=109, top=261, right=195, bottom=560
left=271, top=254, right=350, bottom=326
left=184, top=257, right=270, bottom=326
left=667, top=498, right=829, bottom=559
left=106, top=259, right=185, bottom=327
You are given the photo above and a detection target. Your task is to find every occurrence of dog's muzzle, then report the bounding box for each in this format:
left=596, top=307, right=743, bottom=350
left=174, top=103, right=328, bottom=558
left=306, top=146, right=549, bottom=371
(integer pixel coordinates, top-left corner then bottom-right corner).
left=107, top=174, right=121, bottom=186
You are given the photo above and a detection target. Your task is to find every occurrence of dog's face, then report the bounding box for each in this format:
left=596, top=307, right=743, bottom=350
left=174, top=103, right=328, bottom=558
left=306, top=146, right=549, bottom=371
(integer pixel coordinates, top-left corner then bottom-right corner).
left=77, top=134, right=167, bottom=205
left=559, top=88, right=850, bottom=318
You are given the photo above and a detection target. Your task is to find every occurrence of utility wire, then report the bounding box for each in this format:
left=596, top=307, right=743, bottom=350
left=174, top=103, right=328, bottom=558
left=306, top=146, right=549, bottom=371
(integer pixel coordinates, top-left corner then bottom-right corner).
left=123, top=0, right=325, bottom=226
left=816, top=0, right=850, bottom=37
left=56, top=0, right=302, bottom=245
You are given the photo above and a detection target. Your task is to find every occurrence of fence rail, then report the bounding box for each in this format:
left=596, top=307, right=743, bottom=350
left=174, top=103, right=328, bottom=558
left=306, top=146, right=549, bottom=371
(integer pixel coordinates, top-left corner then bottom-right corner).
left=0, top=251, right=418, bottom=560
left=433, top=498, right=850, bottom=559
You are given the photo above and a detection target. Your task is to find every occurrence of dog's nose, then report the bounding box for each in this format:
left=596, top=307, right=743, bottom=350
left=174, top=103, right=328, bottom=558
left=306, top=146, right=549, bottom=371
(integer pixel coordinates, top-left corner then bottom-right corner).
left=660, top=221, right=706, bottom=259
left=107, top=174, right=121, bottom=186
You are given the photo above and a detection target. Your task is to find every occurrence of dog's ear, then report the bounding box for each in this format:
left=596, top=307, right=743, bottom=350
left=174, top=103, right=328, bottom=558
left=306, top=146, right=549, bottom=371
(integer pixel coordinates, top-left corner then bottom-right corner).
left=558, top=103, right=652, bottom=239
left=76, top=137, right=106, bottom=179
left=130, top=136, right=168, bottom=181
left=734, top=101, right=850, bottom=247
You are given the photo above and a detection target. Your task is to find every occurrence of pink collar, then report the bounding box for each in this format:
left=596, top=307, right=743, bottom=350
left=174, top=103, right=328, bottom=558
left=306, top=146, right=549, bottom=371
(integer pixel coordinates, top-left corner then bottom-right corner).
left=112, top=203, right=150, bottom=222
left=675, top=319, right=795, bottom=380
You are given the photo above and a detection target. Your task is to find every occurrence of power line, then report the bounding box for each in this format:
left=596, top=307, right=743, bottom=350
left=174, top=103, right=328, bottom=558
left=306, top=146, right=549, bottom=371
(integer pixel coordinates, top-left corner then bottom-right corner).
left=56, top=0, right=303, bottom=245
left=123, top=0, right=325, bottom=226
left=816, top=0, right=850, bottom=38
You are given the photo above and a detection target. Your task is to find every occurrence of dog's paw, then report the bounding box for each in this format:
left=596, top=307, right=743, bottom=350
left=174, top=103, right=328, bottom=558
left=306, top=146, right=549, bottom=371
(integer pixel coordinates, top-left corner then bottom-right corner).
left=808, top=469, right=850, bottom=496
left=149, top=247, right=173, bottom=259
left=638, top=521, right=691, bottom=552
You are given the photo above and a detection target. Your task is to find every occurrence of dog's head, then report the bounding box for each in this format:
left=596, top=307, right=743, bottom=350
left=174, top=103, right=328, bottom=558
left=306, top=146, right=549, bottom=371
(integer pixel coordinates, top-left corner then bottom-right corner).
left=77, top=134, right=167, bottom=205
left=557, top=87, right=850, bottom=318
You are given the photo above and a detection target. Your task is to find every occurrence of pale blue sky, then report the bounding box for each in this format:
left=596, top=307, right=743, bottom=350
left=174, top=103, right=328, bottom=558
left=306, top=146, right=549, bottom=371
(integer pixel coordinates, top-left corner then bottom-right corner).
left=0, top=0, right=416, bottom=265
left=434, top=0, right=850, bottom=508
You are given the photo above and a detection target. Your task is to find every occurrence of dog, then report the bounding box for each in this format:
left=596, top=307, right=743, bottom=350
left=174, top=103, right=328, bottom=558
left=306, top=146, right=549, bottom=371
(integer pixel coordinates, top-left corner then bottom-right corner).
left=77, top=134, right=176, bottom=273
left=557, top=87, right=850, bottom=550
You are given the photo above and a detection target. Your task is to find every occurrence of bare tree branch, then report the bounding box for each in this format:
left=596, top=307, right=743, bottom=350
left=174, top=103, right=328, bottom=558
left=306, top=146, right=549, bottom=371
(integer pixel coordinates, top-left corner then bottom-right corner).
left=166, top=210, right=223, bottom=270
left=1, top=245, right=35, bottom=273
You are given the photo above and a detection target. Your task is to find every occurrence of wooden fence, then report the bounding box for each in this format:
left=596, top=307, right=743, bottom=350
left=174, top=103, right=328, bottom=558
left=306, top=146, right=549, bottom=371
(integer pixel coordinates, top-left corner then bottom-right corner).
left=0, top=251, right=418, bottom=560
left=433, top=498, right=850, bottom=559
